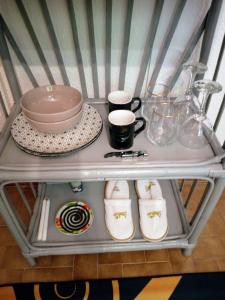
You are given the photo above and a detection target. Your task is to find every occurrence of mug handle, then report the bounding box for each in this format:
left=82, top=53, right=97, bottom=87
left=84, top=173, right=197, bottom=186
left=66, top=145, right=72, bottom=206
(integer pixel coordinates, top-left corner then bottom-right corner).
left=134, top=117, right=146, bottom=137
left=131, top=97, right=142, bottom=113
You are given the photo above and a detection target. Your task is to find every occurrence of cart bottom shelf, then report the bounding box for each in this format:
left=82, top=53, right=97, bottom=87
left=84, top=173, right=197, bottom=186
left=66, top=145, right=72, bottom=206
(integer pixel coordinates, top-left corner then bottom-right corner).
left=30, top=180, right=188, bottom=253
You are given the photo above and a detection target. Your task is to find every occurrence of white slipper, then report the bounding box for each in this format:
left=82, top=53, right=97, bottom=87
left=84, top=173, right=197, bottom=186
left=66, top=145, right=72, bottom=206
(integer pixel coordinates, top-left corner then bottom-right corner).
left=135, top=179, right=163, bottom=199
left=105, top=180, right=129, bottom=199
left=135, top=179, right=168, bottom=241
left=138, top=198, right=168, bottom=241
left=104, top=181, right=135, bottom=241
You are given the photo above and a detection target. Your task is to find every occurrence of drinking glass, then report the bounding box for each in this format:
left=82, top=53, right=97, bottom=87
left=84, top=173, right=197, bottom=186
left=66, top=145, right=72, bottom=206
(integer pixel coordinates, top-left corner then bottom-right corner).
left=177, top=80, right=222, bottom=149
left=175, top=62, right=208, bottom=124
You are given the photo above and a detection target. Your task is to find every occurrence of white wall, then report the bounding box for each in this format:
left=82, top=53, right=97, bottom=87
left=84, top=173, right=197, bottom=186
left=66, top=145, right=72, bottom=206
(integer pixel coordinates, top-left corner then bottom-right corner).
left=1, top=0, right=224, bottom=143
left=0, top=0, right=210, bottom=95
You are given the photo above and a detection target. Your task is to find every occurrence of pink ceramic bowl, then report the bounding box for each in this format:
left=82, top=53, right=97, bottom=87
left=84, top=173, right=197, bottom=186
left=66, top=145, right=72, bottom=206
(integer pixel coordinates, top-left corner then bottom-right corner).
left=25, top=108, right=83, bottom=134
left=21, top=85, right=83, bottom=123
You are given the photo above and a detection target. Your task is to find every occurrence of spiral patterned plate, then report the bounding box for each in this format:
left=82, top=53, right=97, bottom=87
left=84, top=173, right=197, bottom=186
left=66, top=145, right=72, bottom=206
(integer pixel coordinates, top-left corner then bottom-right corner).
left=55, top=201, right=94, bottom=235
left=11, top=104, right=103, bottom=157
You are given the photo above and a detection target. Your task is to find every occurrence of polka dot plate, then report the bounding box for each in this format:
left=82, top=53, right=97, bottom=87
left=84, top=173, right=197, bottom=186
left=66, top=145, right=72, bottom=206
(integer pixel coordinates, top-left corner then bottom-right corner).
left=11, top=104, right=103, bottom=157
left=55, top=201, right=94, bottom=235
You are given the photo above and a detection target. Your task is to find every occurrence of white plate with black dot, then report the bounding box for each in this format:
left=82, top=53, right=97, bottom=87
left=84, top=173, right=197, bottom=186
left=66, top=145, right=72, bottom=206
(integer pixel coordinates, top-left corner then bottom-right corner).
left=11, top=104, right=103, bottom=157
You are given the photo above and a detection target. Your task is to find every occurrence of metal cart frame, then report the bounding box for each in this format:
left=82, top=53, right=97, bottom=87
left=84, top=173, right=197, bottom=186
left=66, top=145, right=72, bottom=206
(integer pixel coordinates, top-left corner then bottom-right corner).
left=0, top=101, right=225, bottom=266
left=0, top=0, right=225, bottom=266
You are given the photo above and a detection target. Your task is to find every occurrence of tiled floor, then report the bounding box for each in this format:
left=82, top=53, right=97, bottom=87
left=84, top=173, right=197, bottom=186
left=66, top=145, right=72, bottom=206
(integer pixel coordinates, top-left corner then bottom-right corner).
left=0, top=184, right=225, bottom=284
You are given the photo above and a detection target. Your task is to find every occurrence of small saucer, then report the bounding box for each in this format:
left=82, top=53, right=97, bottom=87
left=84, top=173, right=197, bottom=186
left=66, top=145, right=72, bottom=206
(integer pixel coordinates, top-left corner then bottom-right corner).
left=55, top=201, right=94, bottom=235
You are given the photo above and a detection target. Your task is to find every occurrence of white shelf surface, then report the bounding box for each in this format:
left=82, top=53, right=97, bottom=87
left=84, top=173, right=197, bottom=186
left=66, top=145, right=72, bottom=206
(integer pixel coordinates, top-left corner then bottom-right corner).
left=32, top=181, right=188, bottom=247
left=0, top=103, right=217, bottom=174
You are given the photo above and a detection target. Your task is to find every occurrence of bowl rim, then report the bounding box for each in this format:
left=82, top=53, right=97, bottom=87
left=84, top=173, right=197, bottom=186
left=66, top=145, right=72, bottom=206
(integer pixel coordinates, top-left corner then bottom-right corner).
left=20, top=85, right=83, bottom=117
left=24, top=106, right=83, bottom=126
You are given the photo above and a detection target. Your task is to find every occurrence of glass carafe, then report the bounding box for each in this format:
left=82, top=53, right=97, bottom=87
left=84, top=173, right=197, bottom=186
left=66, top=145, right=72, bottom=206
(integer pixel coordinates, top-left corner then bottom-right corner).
left=141, top=83, right=170, bottom=125
left=146, top=101, right=177, bottom=146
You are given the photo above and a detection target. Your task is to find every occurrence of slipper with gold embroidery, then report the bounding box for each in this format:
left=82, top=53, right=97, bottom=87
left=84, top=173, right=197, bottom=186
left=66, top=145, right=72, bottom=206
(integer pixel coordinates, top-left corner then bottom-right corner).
left=135, top=179, right=162, bottom=199
left=104, top=181, right=135, bottom=241
left=138, top=198, right=168, bottom=241
left=135, top=179, right=168, bottom=241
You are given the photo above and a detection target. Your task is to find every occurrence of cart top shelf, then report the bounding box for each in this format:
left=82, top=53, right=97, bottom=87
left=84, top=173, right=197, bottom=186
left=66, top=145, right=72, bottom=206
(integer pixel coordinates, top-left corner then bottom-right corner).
left=0, top=103, right=224, bottom=180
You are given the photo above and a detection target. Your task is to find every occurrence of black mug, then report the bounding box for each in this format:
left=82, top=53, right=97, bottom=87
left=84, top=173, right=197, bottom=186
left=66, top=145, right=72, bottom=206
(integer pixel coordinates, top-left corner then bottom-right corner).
left=108, top=110, right=146, bottom=149
left=108, top=90, right=142, bottom=113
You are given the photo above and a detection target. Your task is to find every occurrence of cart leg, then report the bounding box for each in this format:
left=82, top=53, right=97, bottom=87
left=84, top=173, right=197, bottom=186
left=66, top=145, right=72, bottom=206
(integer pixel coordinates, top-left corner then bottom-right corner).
left=24, top=255, right=36, bottom=267
left=0, top=188, right=36, bottom=267
left=182, top=248, right=193, bottom=256
left=188, top=178, right=225, bottom=248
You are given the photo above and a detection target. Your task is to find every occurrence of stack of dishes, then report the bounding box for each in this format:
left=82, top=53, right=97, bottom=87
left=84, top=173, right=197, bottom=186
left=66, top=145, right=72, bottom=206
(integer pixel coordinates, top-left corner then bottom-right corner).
left=20, top=85, right=83, bottom=134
